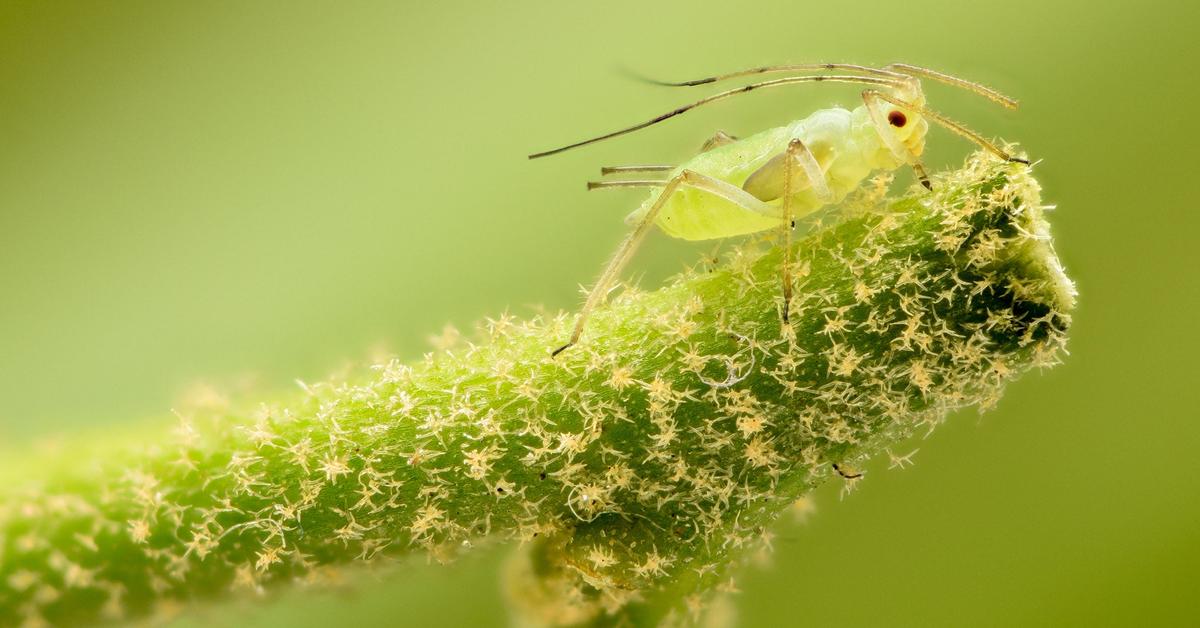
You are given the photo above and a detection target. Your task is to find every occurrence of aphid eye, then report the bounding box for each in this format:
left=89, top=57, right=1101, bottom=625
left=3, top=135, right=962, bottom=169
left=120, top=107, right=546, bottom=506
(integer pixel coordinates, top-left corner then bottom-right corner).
left=887, top=110, right=908, bottom=128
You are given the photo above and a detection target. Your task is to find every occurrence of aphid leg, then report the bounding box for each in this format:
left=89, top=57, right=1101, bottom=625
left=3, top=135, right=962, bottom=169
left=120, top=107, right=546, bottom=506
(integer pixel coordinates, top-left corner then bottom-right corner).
left=781, top=143, right=795, bottom=323
left=699, top=130, right=738, bottom=153
left=911, top=162, right=933, bottom=190
left=743, top=146, right=830, bottom=202
left=553, top=175, right=685, bottom=357
left=704, top=241, right=725, bottom=273
left=778, top=138, right=831, bottom=323
left=599, top=164, right=674, bottom=176
left=554, top=171, right=770, bottom=356
left=587, top=180, right=666, bottom=191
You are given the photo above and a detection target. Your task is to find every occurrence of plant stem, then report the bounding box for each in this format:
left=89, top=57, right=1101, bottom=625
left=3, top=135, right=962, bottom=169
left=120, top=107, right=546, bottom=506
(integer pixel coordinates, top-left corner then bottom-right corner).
left=0, top=153, right=1073, bottom=627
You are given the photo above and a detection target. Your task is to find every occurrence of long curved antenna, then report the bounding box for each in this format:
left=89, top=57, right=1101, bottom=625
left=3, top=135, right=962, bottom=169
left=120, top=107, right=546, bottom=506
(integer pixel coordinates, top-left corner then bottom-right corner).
left=636, top=63, right=909, bottom=87
left=646, top=62, right=1018, bottom=110
left=884, top=63, right=1018, bottom=109
left=867, top=90, right=1030, bottom=164
left=529, top=75, right=903, bottom=159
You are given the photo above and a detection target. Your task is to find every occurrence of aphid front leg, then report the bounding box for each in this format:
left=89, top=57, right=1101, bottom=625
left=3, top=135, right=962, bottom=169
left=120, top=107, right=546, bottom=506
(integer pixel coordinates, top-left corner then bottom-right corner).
left=553, top=171, right=770, bottom=357
left=779, top=138, right=831, bottom=323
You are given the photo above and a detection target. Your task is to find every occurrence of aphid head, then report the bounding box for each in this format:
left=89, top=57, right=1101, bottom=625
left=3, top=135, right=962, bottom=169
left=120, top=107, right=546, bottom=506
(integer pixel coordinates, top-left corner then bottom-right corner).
left=884, top=105, right=930, bottom=158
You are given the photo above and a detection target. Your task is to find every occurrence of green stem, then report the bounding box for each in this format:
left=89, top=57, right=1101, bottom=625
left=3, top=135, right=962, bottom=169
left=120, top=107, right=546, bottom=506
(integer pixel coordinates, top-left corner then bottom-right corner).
left=0, top=153, right=1073, bottom=627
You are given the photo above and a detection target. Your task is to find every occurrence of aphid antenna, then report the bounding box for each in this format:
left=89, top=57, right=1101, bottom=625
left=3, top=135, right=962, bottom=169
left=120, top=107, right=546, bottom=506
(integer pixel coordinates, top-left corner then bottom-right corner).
left=646, top=62, right=1019, bottom=110
left=529, top=74, right=906, bottom=159
left=638, top=63, right=911, bottom=87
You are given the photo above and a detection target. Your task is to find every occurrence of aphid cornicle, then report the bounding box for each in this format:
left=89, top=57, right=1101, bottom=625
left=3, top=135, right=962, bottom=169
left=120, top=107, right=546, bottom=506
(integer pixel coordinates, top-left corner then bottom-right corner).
left=531, top=63, right=1029, bottom=357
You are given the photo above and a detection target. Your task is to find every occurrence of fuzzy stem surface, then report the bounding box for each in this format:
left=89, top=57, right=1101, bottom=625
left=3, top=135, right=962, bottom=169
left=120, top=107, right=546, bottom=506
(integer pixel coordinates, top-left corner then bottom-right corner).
left=0, top=154, right=1074, bottom=627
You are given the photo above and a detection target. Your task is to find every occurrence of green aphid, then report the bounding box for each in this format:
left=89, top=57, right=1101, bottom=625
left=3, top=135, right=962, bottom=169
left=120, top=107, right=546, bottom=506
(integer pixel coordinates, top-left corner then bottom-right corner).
left=531, top=63, right=1029, bottom=356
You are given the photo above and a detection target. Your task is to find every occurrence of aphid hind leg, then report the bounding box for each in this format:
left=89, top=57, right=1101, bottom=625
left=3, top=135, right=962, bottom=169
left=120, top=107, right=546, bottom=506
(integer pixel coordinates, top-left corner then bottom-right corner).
left=595, top=165, right=674, bottom=190
left=779, top=138, right=831, bottom=323
left=588, top=179, right=667, bottom=191
left=593, top=131, right=737, bottom=183
left=599, top=164, right=674, bottom=176
left=553, top=176, right=684, bottom=357
left=553, top=171, right=770, bottom=357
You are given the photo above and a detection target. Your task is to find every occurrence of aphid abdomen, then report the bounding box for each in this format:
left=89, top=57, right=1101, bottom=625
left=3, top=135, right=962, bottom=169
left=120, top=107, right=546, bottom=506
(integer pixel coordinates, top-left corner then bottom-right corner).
left=653, top=186, right=782, bottom=241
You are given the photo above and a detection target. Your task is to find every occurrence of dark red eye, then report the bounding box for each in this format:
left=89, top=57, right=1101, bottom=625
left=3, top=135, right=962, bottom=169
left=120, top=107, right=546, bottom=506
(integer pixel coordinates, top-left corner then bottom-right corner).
left=887, top=110, right=907, bottom=127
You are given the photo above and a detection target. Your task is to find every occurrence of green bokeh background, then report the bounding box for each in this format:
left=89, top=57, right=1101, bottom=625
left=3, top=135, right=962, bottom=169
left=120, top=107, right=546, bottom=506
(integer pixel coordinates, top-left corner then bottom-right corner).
left=1, top=1, right=1196, bottom=626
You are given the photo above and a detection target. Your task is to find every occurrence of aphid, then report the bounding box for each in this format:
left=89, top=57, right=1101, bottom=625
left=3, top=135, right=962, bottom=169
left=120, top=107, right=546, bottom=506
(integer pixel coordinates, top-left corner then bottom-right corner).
left=832, top=462, right=864, bottom=480
left=531, top=63, right=1028, bottom=356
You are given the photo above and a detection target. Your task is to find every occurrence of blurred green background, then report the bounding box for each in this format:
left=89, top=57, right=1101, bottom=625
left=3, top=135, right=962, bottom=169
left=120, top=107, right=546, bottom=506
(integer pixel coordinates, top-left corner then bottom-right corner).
left=1, top=1, right=1197, bottom=626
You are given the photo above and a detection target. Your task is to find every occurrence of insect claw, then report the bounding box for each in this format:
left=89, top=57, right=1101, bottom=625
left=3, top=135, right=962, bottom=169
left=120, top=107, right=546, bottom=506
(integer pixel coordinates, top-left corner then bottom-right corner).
left=1009, top=156, right=1032, bottom=165
left=551, top=342, right=572, bottom=358
left=911, top=162, right=933, bottom=192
